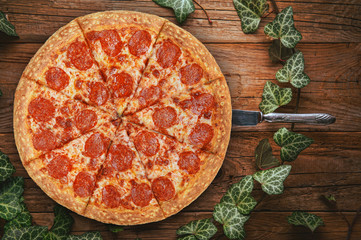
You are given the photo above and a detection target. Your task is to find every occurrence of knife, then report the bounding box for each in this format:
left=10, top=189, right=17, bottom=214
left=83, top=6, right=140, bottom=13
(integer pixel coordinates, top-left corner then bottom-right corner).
left=232, top=110, right=336, bottom=126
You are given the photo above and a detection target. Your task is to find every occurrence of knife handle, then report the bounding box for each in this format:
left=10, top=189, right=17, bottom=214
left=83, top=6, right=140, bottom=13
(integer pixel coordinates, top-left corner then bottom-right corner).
left=262, top=113, right=336, bottom=125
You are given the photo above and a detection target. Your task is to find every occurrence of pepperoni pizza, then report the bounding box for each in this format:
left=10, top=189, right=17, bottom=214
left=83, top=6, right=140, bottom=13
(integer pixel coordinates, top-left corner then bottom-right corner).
left=14, top=11, right=231, bottom=225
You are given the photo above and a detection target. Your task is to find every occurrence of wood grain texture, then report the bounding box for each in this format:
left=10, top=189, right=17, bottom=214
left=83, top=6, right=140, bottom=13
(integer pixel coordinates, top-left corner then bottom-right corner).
left=1, top=0, right=361, bottom=239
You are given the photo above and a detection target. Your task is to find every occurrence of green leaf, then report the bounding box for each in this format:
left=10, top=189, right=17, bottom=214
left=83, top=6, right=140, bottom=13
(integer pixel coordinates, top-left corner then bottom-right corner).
left=213, top=204, right=248, bottom=239
left=253, top=165, right=291, bottom=195
left=276, top=52, right=310, bottom=88
left=324, top=194, right=336, bottom=202
left=4, top=201, right=32, bottom=232
left=67, top=232, right=103, bottom=240
left=264, top=6, right=302, bottom=48
left=273, top=128, right=314, bottom=162
left=233, top=0, right=269, bottom=33
left=259, top=81, right=292, bottom=114
left=176, top=218, right=217, bottom=240
left=44, top=205, right=74, bottom=240
left=178, top=236, right=197, bottom=240
left=0, top=176, right=24, bottom=220
left=0, top=150, right=15, bottom=182
left=153, top=0, right=195, bottom=24
left=2, top=226, right=48, bottom=240
left=268, top=39, right=296, bottom=63
left=288, top=211, right=324, bottom=232
left=255, top=139, right=280, bottom=170
left=220, top=175, right=257, bottom=215
left=108, top=224, right=124, bottom=233
left=0, top=11, right=18, bottom=37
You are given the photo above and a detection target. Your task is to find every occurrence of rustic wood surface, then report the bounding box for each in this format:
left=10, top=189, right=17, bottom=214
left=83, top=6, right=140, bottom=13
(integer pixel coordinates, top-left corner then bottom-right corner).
left=1, top=0, right=360, bottom=239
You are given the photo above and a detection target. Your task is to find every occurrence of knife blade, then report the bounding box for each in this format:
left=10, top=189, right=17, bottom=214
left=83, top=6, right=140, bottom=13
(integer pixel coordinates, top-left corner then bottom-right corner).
left=232, top=110, right=336, bottom=126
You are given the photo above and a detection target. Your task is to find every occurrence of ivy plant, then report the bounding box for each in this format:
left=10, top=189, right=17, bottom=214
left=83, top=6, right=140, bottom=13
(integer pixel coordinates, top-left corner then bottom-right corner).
left=153, top=0, right=195, bottom=24
left=288, top=211, right=324, bottom=232
left=233, top=0, right=269, bottom=33
left=176, top=218, right=217, bottom=240
left=274, top=127, right=314, bottom=162
left=0, top=150, right=15, bottom=182
left=0, top=11, right=18, bottom=37
left=255, top=138, right=280, bottom=170
left=253, top=165, right=291, bottom=195
left=259, top=81, right=292, bottom=114
left=276, top=52, right=311, bottom=88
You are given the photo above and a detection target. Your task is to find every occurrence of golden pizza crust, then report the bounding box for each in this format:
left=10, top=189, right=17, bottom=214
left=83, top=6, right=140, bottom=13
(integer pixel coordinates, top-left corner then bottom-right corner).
left=160, top=21, right=223, bottom=81
left=25, top=158, right=88, bottom=214
left=84, top=202, right=165, bottom=226
left=14, top=76, right=42, bottom=163
left=22, top=20, right=82, bottom=81
left=160, top=153, right=223, bottom=217
left=76, top=10, right=166, bottom=36
left=208, top=77, right=232, bottom=159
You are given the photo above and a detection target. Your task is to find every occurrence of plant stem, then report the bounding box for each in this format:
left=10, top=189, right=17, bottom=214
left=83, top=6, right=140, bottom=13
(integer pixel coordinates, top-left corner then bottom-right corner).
left=346, top=206, right=361, bottom=240
left=193, top=0, right=213, bottom=24
left=269, top=0, right=280, bottom=14
left=291, top=88, right=301, bottom=131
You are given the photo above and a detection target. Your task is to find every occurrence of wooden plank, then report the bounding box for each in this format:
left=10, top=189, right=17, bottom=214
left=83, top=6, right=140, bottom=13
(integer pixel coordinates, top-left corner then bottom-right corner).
left=2, top=43, right=360, bottom=132
left=29, top=211, right=361, bottom=240
left=1, top=0, right=360, bottom=43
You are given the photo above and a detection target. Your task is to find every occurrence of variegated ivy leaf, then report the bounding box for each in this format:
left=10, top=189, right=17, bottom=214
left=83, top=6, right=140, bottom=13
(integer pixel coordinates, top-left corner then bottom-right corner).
left=264, top=6, right=302, bottom=48
left=108, top=225, right=124, bottom=233
left=220, top=175, right=257, bottom=215
left=268, top=39, right=296, bottom=63
left=0, top=176, right=24, bottom=220
left=0, top=11, right=18, bottom=37
left=233, top=0, right=269, bottom=33
left=44, top=205, right=74, bottom=240
left=253, top=165, right=291, bottom=195
left=259, top=81, right=292, bottom=114
left=0, top=150, right=15, bottom=182
left=255, top=139, right=280, bottom=170
left=176, top=218, right=217, bottom=240
left=288, top=211, right=324, bottom=232
left=4, top=201, right=32, bottom=232
left=2, top=226, right=48, bottom=240
left=276, top=52, right=310, bottom=88
left=213, top=204, right=249, bottom=239
left=153, top=0, right=195, bottom=24
left=274, top=127, right=314, bottom=162
left=67, top=232, right=103, bottom=240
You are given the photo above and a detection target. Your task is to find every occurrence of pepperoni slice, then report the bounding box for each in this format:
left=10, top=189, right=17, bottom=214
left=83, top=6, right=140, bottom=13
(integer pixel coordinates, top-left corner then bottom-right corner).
left=156, top=40, right=181, bottom=69
left=33, top=129, right=57, bottom=152
left=131, top=182, right=152, bottom=207
left=108, top=143, right=134, bottom=172
left=152, top=106, right=177, bottom=129
left=67, top=40, right=93, bottom=70
left=75, top=109, right=97, bottom=133
left=102, top=185, right=121, bottom=208
left=179, top=63, right=203, bottom=85
left=189, top=123, right=214, bottom=148
left=139, top=85, right=161, bottom=107
left=120, top=195, right=133, bottom=210
left=89, top=82, right=109, bottom=106
left=73, top=171, right=95, bottom=198
left=84, top=133, right=107, bottom=158
left=178, top=151, right=200, bottom=174
left=134, top=131, right=159, bottom=157
left=179, top=93, right=215, bottom=115
left=28, top=97, right=55, bottom=122
left=109, top=72, right=133, bottom=98
left=99, top=30, right=123, bottom=57
left=47, top=154, right=72, bottom=179
left=128, top=30, right=152, bottom=57
left=152, top=177, right=175, bottom=201
left=45, top=67, right=70, bottom=91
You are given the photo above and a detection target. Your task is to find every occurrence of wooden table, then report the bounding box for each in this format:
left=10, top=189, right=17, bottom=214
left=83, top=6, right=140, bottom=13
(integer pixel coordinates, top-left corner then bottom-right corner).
left=1, top=0, right=360, bottom=239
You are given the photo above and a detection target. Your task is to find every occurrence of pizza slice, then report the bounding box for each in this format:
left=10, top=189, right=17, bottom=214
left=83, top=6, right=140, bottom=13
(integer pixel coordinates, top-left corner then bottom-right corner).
left=77, top=11, right=166, bottom=115
left=22, top=20, right=116, bottom=115
left=14, top=77, right=116, bottom=163
left=124, top=21, right=223, bottom=115
left=125, top=122, right=223, bottom=217
left=124, top=78, right=231, bottom=157
left=24, top=121, right=118, bottom=215
left=84, top=125, right=164, bottom=225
